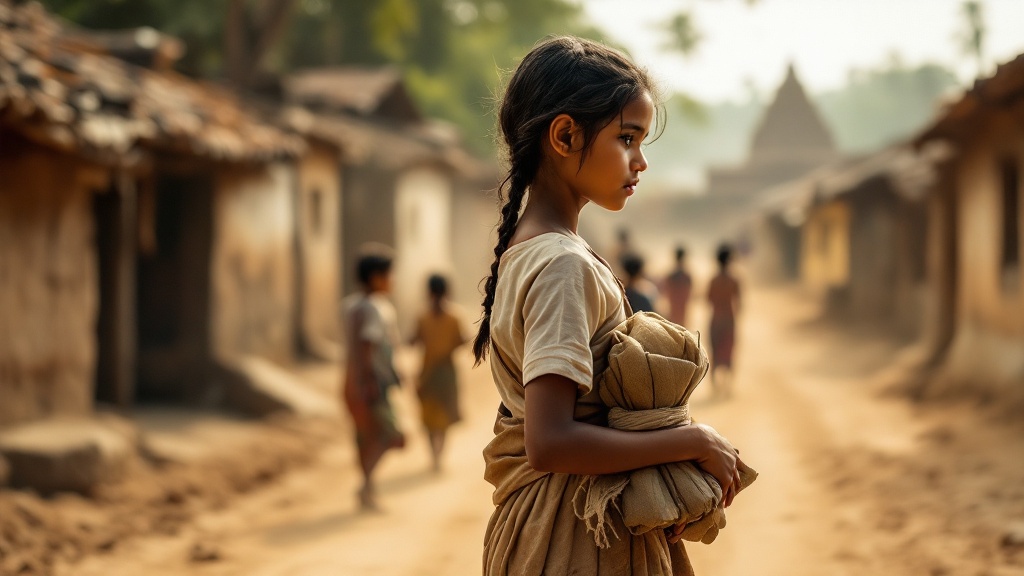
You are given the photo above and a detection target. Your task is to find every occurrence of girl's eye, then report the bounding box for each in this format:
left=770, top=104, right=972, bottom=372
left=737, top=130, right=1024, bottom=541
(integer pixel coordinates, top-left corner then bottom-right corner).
left=621, top=135, right=634, bottom=147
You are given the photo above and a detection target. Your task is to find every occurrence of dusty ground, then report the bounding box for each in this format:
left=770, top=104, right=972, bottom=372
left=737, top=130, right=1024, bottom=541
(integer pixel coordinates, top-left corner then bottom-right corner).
left=4, top=285, right=1024, bottom=576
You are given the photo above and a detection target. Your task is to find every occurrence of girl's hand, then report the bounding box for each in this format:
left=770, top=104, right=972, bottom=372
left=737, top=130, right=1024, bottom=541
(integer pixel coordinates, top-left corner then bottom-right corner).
left=692, top=423, right=741, bottom=507
left=666, top=521, right=687, bottom=544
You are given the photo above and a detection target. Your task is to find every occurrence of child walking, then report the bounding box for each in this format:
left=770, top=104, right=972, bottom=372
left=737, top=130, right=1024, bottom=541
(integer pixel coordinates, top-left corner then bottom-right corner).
left=708, top=244, right=742, bottom=399
left=476, top=36, right=745, bottom=575
left=661, top=245, right=693, bottom=327
left=341, top=245, right=405, bottom=512
left=410, top=274, right=466, bottom=472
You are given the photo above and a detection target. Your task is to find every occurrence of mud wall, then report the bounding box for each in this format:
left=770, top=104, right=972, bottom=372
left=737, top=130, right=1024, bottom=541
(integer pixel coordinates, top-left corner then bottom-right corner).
left=295, top=144, right=342, bottom=358
left=210, top=163, right=296, bottom=364
left=934, top=109, right=1024, bottom=399
left=392, top=165, right=454, bottom=334
left=0, top=142, right=109, bottom=426
left=801, top=200, right=850, bottom=293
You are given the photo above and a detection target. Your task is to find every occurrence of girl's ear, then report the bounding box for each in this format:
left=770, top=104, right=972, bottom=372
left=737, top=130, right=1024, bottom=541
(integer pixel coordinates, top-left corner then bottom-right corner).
left=547, top=114, right=577, bottom=158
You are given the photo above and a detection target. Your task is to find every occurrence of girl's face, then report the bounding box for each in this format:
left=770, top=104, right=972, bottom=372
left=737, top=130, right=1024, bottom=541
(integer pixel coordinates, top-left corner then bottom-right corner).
left=570, top=92, right=654, bottom=212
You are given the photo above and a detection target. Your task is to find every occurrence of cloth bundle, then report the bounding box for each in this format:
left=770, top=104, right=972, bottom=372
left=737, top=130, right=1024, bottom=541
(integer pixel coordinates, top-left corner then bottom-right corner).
left=573, top=312, right=758, bottom=547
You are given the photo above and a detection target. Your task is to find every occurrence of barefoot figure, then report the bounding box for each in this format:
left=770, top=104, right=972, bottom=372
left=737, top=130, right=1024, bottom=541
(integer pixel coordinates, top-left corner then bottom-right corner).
left=341, top=245, right=405, bottom=511
left=411, top=274, right=466, bottom=472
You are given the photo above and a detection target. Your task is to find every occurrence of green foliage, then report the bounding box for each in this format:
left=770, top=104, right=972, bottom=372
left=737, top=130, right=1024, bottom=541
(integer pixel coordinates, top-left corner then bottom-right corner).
left=816, top=60, right=959, bottom=153
left=282, top=0, right=608, bottom=154
left=957, top=0, right=986, bottom=75
left=661, top=11, right=702, bottom=58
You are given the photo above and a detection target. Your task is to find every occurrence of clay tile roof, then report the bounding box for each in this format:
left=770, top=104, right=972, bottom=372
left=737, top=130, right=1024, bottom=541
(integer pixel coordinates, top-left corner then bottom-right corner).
left=757, top=143, right=950, bottom=224
left=284, top=67, right=421, bottom=122
left=0, top=2, right=304, bottom=163
left=301, top=111, right=485, bottom=176
left=916, top=52, right=1024, bottom=145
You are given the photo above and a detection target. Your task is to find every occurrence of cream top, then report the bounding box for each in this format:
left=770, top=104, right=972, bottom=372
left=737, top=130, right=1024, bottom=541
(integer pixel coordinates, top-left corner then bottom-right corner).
left=489, top=232, right=629, bottom=419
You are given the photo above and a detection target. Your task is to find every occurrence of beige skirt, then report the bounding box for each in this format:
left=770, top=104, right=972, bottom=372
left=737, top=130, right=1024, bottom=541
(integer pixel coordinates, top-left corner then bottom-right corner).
left=483, top=472, right=694, bottom=576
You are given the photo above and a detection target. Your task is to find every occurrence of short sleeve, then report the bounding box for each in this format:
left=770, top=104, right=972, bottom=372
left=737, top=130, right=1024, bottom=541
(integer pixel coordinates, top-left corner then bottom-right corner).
left=358, top=304, right=386, bottom=343
left=521, top=251, right=606, bottom=393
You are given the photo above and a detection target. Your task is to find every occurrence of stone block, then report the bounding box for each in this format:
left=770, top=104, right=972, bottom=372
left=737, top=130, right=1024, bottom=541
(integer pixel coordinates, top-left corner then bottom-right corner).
left=0, top=418, right=136, bottom=494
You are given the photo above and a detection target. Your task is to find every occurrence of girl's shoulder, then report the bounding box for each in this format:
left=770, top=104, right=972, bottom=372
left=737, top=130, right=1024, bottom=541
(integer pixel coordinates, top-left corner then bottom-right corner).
left=501, top=233, right=621, bottom=302
left=503, top=232, right=595, bottom=269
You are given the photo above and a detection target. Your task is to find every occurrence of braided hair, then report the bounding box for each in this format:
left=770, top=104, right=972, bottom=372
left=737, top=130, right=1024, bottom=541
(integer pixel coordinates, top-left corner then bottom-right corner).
left=473, top=36, right=661, bottom=364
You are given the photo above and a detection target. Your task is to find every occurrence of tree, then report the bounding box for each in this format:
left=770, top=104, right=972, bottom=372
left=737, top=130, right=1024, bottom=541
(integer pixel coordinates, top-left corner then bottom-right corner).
left=224, top=0, right=299, bottom=88
left=957, top=0, right=986, bottom=78
left=661, top=11, right=701, bottom=58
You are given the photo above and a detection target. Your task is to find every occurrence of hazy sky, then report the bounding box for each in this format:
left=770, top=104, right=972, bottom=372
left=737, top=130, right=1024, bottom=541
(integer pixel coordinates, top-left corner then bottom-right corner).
left=579, top=0, right=1024, bottom=101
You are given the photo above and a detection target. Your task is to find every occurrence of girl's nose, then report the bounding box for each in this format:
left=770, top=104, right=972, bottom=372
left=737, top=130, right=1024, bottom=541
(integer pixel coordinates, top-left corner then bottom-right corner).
left=633, top=149, right=648, bottom=172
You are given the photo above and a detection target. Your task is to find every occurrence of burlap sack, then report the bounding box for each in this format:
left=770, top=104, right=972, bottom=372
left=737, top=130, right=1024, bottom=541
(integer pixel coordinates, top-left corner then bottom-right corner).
left=574, top=312, right=758, bottom=547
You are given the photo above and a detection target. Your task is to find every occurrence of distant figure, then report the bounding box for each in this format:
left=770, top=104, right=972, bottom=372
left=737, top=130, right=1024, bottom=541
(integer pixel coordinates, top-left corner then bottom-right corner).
left=341, top=245, right=405, bottom=511
left=410, top=274, right=466, bottom=473
left=621, top=253, right=656, bottom=313
left=708, top=244, right=742, bottom=398
left=661, top=245, right=693, bottom=327
left=610, top=227, right=634, bottom=280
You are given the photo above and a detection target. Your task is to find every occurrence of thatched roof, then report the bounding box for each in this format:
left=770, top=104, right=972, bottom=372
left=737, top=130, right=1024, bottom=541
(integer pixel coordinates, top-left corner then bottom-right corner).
left=0, top=2, right=304, bottom=164
left=756, top=144, right=948, bottom=224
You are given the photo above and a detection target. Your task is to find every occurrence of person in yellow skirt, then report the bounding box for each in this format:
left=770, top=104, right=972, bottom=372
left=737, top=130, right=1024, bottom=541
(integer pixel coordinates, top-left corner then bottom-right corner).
left=410, top=274, right=467, bottom=472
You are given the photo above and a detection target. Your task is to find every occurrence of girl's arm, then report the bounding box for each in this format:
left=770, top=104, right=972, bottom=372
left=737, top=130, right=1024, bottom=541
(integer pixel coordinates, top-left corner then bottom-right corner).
left=524, top=373, right=743, bottom=505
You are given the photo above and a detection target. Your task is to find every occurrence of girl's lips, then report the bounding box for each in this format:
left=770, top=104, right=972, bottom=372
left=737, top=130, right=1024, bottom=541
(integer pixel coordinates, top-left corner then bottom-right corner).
left=624, top=185, right=636, bottom=196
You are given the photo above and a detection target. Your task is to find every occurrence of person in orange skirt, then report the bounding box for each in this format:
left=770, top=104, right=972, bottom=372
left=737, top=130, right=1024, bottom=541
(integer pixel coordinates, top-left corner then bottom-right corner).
left=410, top=274, right=466, bottom=472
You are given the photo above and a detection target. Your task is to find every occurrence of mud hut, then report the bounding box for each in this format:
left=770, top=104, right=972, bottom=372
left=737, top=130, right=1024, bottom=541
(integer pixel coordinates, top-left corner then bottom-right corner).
left=0, top=3, right=310, bottom=425
left=798, top=147, right=938, bottom=336
left=915, top=53, right=1024, bottom=402
left=284, top=68, right=491, bottom=331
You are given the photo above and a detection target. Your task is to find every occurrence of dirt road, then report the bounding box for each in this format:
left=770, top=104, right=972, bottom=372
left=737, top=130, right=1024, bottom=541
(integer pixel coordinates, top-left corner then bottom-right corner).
left=59, top=286, right=1024, bottom=576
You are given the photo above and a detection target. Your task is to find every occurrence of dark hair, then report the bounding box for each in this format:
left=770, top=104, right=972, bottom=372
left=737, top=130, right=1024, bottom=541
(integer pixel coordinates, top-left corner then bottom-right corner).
left=356, top=243, right=394, bottom=285
left=674, top=245, right=686, bottom=262
left=427, top=274, right=448, bottom=297
left=473, top=36, right=662, bottom=364
left=621, top=253, right=644, bottom=279
left=716, top=244, right=733, bottom=267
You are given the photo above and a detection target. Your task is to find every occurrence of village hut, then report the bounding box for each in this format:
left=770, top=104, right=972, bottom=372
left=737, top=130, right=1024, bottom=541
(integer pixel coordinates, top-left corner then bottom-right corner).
left=745, top=146, right=940, bottom=337
left=0, top=2, right=313, bottom=426
left=800, top=147, right=939, bottom=336
left=284, top=68, right=493, bottom=331
left=914, top=54, right=1024, bottom=403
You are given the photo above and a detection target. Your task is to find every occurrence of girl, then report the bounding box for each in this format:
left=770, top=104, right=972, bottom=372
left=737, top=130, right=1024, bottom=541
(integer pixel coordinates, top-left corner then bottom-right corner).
left=476, top=36, right=745, bottom=575
left=410, top=274, right=466, bottom=472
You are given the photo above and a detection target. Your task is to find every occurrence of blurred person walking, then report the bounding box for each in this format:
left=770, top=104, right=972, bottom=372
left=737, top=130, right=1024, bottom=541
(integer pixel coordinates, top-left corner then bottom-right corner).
left=410, top=273, right=466, bottom=473
left=341, top=244, right=405, bottom=512
left=707, top=244, right=742, bottom=399
left=661, top=245, right=693, bottom=327
left=622, top=252, right=658, bottom=313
